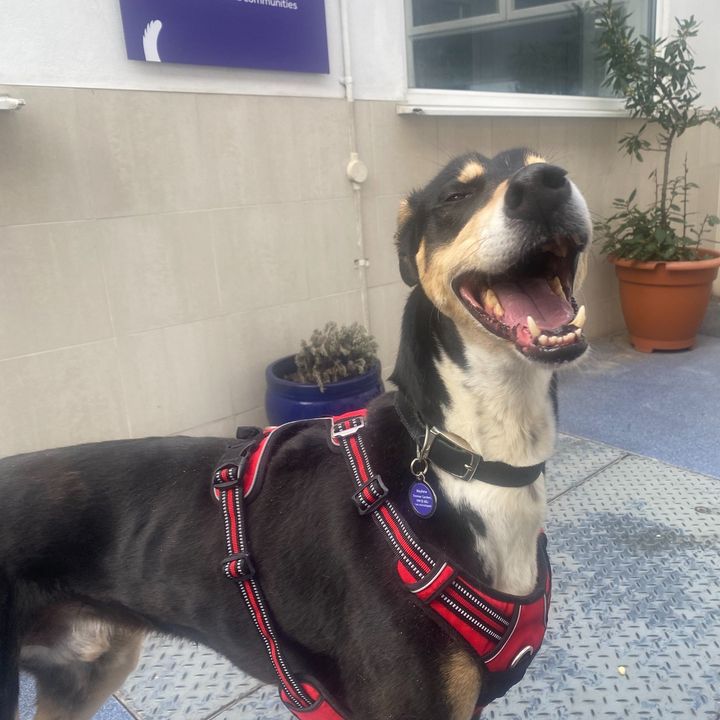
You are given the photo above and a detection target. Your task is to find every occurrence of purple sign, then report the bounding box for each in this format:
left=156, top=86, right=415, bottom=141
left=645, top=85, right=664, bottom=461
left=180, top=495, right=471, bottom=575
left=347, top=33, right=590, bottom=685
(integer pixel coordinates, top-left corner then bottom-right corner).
left=118, top=0, right=329, bottom=74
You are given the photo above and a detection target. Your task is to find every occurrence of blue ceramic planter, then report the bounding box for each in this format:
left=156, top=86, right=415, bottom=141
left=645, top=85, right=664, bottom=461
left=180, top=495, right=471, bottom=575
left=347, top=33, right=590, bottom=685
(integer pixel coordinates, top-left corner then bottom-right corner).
left=265, top=355, right=385, bottom=425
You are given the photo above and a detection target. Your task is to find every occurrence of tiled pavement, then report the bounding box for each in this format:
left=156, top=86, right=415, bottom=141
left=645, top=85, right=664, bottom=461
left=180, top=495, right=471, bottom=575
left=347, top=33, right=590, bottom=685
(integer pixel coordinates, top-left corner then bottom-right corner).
left=557, top=332, right=720, bottom=477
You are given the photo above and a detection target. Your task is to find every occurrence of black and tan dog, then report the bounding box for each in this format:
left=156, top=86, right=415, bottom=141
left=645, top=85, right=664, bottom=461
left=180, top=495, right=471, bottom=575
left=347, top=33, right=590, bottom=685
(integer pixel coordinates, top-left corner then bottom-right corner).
left=0, top=149, right=591, bottom=720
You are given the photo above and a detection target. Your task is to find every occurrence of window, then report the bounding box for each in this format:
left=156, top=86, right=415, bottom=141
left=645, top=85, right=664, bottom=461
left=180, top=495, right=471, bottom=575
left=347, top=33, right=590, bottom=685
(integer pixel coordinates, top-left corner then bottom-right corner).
left=405, top=0, right=656, bottom=98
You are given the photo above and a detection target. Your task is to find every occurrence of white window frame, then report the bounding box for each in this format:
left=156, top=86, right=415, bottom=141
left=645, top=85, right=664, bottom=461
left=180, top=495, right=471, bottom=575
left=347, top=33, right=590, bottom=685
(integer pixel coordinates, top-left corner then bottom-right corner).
left=398, top=0, right=668, bottom=117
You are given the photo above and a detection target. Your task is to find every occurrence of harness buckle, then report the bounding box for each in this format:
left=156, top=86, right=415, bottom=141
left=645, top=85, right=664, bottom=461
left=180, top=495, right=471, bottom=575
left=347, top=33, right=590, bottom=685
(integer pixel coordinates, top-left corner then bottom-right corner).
left=331, top=417, right=365, bottom=440
left=213, top=465, right=240, bottom=490
left=351, top=474, right=389, bottom=515
left=212, top=436, right=262, bottom=495
left=222, top=552, right=256, bottom=580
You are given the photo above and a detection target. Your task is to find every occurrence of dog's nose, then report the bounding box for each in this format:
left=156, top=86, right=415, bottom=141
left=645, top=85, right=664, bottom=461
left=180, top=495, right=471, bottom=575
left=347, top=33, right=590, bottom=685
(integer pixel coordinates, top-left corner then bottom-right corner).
left=504, top=163, right=571, bottom=222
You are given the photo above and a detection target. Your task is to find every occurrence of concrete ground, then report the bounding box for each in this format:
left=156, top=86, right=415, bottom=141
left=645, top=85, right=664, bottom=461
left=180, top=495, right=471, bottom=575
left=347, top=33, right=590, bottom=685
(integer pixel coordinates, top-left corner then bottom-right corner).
left=19, top=306, right=720, bottom=719
left=557, top=299, right=720, bottom=477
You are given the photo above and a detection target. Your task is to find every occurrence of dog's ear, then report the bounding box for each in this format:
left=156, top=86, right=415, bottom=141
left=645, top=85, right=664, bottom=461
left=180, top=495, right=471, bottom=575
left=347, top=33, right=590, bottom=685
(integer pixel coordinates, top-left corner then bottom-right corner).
left=395, top=194, right=423, bottom=286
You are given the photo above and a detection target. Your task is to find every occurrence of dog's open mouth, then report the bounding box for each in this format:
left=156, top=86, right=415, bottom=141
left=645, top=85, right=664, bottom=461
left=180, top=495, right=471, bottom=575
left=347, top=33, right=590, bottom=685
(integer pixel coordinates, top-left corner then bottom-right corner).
left=453, top=235, right=587, bottom=361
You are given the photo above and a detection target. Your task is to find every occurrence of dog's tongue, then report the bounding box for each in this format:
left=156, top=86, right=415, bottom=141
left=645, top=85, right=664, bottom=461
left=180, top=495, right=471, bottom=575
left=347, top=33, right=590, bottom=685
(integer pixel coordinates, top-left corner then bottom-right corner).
left=494, top=278, right=572, bottom=330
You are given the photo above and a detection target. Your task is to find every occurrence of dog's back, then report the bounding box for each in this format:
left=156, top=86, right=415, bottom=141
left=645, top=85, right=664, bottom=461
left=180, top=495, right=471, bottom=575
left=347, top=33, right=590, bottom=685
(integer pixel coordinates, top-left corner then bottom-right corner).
left=0, top=437, right=229, bottom=720
left=0, top=438, right=228, bottom=571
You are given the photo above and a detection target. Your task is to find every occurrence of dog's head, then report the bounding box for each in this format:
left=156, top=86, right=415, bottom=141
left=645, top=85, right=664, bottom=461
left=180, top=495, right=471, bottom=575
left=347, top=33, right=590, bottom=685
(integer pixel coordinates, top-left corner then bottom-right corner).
left=396, top=148, right=591, bottom=364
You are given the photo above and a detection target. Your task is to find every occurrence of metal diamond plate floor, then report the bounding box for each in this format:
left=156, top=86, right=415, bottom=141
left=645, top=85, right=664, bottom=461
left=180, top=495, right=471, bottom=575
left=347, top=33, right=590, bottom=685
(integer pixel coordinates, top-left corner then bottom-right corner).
left=18, top=435, right=720, bottom=719
left=115, top=635, right=262, bottom=719
left=486, top=447, right=720, bottom=720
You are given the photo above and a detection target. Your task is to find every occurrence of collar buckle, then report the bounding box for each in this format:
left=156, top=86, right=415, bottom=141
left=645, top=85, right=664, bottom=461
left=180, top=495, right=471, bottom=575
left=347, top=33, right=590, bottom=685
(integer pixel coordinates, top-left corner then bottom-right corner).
left=413, top=425, right=482, bottom=482
left=461, top=452, right=481, bottom=481
left=427, top=426, right=483, bottom=482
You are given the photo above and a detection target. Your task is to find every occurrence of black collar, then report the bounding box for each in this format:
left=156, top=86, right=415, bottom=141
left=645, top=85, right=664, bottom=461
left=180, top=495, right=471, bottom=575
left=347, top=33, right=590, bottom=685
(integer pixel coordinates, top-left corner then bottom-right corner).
left=394, top=392, right=545, bottom=488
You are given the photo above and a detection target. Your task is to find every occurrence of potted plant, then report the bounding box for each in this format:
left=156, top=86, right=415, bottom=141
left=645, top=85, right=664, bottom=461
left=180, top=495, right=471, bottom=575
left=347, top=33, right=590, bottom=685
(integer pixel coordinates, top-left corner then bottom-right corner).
left=594, top=0, right=720, bottom=352
left=265, top=322, right=384, bottom=425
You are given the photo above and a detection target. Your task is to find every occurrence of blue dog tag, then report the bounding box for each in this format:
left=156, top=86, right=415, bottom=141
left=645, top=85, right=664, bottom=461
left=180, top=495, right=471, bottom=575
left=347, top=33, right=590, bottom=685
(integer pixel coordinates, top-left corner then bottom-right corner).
left=409, top=481, right=437, bottom=518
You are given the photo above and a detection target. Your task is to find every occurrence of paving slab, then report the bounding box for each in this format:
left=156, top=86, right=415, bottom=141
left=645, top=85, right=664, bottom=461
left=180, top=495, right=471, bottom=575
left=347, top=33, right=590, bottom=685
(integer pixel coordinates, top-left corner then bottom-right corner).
left=212, top=685, right=292, bottom=720
left=486, top=453, right=720, bottom=719
left=115, top=634, right=261, bottom=720
left=19, top=673, right=134, bottom=720
left=558, top=333, right=720, bottom=477
left=546, top=434, right=626, bottom=500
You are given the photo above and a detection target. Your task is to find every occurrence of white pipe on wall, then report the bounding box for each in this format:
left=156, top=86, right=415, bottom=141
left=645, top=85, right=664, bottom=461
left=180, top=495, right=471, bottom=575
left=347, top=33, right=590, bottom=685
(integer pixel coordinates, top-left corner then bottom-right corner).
left=339, top=0, right=372, bottom=333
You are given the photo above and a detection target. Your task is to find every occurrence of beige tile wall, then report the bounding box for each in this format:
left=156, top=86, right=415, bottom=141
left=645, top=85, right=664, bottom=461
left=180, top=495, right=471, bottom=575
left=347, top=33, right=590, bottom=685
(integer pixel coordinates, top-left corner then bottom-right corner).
left=0, top=86, right=364, bottom=457
left=1, top=86, right=717, bottom=456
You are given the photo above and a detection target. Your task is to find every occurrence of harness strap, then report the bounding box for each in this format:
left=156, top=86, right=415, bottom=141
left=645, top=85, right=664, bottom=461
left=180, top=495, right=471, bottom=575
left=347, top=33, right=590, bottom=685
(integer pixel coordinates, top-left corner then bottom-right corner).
left=213, top=412, right=550, bottom=718
left=332, top=411, right=551, bottom=710
left=213, top=425, right=344, bottom=719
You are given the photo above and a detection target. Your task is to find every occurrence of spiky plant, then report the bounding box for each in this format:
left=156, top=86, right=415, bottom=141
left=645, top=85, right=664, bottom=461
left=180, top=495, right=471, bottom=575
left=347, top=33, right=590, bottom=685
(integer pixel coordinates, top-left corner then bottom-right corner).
left=287, top=322, right=378, bottom=391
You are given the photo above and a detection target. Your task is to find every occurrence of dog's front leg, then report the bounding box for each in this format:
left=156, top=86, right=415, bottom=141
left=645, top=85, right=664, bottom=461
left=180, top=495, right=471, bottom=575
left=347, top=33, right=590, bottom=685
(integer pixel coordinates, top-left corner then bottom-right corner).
left=336, top=643, right=480, bottom=720
left=442, top=650, right=482, bottom=720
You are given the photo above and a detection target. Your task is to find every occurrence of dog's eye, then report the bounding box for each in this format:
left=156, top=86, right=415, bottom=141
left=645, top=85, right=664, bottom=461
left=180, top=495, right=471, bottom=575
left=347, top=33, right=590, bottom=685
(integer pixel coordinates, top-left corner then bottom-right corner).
left=444, top=191, right=471, bottom=203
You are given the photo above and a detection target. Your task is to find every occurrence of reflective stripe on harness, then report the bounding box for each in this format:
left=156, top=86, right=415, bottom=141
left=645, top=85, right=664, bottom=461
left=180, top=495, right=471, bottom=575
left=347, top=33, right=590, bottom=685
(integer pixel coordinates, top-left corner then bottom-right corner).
left=212, top=424, right=345, bottom=719
left=212, top=411, right=551, bottom=719
left=331, top=411, right=552, bottom=712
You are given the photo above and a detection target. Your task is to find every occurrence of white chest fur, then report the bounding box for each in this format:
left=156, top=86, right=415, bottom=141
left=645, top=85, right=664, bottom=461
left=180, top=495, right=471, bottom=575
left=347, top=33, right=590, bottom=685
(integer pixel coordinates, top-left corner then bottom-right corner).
left=433, top=346, right=554, bottom=596
left=437, top=469, right=545, bottom=595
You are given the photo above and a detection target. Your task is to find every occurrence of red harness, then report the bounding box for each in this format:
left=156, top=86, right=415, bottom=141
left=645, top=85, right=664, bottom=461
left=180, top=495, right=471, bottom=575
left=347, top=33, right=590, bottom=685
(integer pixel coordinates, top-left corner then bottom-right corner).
left=212, top=411, right=551, bottom=719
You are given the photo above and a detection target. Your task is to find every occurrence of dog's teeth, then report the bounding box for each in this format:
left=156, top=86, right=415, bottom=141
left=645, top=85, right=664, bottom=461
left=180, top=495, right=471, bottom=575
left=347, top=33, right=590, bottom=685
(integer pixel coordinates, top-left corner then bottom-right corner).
left=549, top=277, right=564, bottom=298
left=527, top=316, right=541, bottom=339
left=563, top=333, right=575, bottom=344
left=538, top=334, right=549, bottom=346
left=485, top=288, right=500, bottom=306
left=549, top=336, right=559, bottom=346
left=575, top=328, right=583, bottom=339
left=571, top=305, right=586, bottom=329
left=483, top=288, right=504, bottom=318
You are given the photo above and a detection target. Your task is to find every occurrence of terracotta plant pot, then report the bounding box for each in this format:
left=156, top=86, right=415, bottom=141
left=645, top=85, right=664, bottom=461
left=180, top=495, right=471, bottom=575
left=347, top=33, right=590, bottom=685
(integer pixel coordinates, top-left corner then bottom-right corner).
left=610, top=249, right=720, bottom=352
